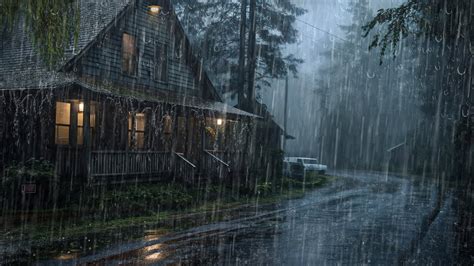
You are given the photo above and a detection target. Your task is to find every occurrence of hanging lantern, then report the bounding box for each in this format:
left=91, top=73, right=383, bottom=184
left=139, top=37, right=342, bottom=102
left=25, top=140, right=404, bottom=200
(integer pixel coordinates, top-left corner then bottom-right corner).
left=163, top=114, right=172, bottom=134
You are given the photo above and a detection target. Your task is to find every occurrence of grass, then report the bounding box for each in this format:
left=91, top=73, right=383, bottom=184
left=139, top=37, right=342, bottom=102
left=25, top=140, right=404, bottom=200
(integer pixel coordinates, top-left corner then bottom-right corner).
left=1, top=174, right=335, bottom=261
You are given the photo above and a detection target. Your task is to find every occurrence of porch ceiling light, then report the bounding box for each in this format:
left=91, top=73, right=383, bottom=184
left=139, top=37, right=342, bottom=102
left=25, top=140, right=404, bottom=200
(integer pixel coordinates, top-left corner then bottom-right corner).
left=217, top=118, right=223, bottom=126
left=149, top=5, right=162, bottom=15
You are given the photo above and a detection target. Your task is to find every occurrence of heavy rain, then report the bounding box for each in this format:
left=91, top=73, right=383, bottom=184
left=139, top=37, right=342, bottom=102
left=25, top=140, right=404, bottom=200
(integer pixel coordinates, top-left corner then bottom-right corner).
left=0, top=0, right=472, bottom=265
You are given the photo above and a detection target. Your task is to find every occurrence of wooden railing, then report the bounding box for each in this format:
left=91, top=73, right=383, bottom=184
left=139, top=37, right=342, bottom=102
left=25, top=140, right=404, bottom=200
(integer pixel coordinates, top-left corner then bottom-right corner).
left=202, top=150, right=230, bottom=180
left=90, top=151, right=170, bottom=178
left=86, top=150, right=244, bottom=183
left=174, top=152, right=197, bottom=184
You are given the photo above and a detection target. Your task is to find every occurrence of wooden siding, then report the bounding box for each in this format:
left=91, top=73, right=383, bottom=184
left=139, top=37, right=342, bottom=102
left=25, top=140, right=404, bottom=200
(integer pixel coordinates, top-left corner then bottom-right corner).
left=76, top=0, right=202, bottom=97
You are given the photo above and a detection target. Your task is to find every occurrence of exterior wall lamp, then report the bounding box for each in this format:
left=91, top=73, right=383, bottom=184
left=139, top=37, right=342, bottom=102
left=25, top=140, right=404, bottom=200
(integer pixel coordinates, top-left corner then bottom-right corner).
left=148, top=5, right=162, bottom=15
left=79, top=102, right=84, bottom=112
left=217, top=118, right=223, bottom=126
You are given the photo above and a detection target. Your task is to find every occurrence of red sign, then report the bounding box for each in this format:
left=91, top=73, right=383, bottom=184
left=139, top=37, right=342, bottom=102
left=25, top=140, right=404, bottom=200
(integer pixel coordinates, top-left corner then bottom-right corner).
left=21, top=184, right=37, bottom=194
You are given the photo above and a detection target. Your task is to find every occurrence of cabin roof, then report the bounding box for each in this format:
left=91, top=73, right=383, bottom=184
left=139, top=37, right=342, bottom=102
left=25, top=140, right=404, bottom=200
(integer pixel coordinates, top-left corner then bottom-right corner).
left=0, top=0, right=130, bottom=81
left=0, top=0, right=222, bottom=102
left=0, top=73, right=258, bottom=118
left=75, top=80, right=259, bottom=118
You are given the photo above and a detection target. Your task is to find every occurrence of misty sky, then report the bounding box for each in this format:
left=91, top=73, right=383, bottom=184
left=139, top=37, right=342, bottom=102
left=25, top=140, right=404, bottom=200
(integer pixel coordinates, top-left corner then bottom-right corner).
left=261, top=0, right=403, bottom=158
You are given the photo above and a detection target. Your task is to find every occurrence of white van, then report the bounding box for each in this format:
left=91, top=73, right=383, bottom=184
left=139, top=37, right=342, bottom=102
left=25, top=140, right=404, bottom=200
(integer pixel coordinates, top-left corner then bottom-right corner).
left=283, top=157, right=327, bottom=178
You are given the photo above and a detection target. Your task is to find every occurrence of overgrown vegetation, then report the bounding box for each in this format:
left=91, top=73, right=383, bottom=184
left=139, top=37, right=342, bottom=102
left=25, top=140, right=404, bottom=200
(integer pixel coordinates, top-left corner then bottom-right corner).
left=1, top=159, right=57, bottom=209
left=0, top=0, right=80, bottom=66
left=1, top=174, right=333, bottom=244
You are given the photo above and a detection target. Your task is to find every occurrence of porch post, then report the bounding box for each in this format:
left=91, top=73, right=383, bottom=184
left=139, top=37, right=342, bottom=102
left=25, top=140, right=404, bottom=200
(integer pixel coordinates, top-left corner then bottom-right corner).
left=83, top=91, right=92, bottom=184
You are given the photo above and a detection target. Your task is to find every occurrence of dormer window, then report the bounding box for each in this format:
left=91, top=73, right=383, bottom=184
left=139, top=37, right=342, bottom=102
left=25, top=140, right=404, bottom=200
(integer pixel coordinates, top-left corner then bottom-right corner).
left=122, top=33, right=137, bottom=76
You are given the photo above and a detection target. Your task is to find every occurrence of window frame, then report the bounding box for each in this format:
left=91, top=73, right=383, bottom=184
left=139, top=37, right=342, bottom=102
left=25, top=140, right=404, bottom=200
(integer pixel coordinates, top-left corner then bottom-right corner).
left=122, top=32, right=138, bottom=76
left=55, top=102, right=71, bottom=146
left=128, top=112, right=146, bottom=150
left=55, top=101, right=96, bottom=147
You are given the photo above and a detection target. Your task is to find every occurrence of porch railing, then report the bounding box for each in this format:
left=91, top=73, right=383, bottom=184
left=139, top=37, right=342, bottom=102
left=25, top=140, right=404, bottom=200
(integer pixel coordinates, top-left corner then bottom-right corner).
left=203, top=150, right=230, bottom=180
left=90, top=151, right=170, bottom=178
left=174, top=152, right=197, bottom=184
left=87, top=150, right=244, bottom=183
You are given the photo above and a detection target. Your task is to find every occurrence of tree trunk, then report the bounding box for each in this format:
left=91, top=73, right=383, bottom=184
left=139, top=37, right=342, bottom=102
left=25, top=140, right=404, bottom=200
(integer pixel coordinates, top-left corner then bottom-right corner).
left=238, top=0, right=247, bottom=109
left=246, top=0, right=257, bottom=113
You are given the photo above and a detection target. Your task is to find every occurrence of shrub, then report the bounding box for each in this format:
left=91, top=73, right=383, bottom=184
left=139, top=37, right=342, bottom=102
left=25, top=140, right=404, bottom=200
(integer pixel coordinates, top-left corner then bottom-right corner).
left=103, top=184, right=194, bottom=218
left=3, top=159, right=55, bottom=186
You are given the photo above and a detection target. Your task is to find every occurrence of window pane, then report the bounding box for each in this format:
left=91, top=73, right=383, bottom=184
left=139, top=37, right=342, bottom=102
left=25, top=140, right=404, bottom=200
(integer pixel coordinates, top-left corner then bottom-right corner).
left=56, top=126, right=69, bottom=145
left=56, top=102, right=70, bottom=125
left=123, top=33, right=135, bottom=54
left=136, top=113, right=146, bottom=131
left=78, top=112, right=84, bottom=127
left=122, top=33, right=136, bottom=75
left=91, top=104, right=96, bottom=128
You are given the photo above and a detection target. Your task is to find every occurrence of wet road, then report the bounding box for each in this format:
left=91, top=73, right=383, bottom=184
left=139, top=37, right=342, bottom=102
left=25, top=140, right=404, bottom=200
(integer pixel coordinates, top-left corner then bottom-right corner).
left=49, top=171, right=458, bottom=265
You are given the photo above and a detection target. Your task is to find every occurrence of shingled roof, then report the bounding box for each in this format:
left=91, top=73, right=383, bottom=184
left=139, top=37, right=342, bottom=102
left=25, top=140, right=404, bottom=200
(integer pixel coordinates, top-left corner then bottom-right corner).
left=0, top=0, right=131, bottom=88
left=0, top=0, right=257, bottom=117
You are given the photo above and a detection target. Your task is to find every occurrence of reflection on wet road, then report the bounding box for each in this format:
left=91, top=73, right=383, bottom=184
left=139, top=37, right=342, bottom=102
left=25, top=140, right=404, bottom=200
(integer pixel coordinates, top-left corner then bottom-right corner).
left=51, top=171, right=457, bottom=265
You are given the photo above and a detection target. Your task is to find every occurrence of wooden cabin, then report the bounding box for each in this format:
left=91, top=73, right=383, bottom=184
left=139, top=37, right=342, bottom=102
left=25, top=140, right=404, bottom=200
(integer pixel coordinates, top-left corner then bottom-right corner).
left=0, top=0, right=281, bottom=186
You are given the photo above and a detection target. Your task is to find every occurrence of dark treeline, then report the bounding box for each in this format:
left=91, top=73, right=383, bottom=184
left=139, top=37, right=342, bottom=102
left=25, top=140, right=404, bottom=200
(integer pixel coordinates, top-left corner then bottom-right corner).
left=317, top=0, right=473, bottom=260
left=316, top=0, right=421, bottom=173
left=173, top=0, right=305, bottom=111
left=318, top=0, right=473, bottom=183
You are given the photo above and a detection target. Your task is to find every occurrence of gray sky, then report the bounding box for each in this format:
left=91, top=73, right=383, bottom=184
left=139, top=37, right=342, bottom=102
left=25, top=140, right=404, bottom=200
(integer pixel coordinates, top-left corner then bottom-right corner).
left=261, top=0, right=403, bottom=158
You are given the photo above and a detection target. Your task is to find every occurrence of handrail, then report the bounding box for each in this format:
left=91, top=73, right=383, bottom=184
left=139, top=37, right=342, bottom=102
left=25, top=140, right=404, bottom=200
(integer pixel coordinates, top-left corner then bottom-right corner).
left=204, top=150, right=230, bottom=168
left=174, top=152, right=197, bottom=168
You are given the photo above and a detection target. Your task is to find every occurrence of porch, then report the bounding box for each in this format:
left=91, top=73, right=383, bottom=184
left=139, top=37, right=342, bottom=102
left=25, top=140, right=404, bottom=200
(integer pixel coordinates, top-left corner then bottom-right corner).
left=49, top=84, right=256, bottom=184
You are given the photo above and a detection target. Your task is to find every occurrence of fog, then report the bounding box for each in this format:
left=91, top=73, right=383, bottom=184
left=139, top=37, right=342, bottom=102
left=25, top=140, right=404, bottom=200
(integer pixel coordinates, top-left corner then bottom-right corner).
left=261, top=0, right=407, bottom=158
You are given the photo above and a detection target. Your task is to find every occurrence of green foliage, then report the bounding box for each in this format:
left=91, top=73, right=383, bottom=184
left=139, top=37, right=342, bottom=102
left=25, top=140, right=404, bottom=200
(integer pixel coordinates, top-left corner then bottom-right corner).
left=362, top=0, right=472, bottom=64
left=362, top=1, right=421, bottom=64
left=0, top=0, right=80, bottom=66
left=103, top=184, right=194, bottom=216
left=362, top=0, right=473, bottom=178
left=3, top=159, right=55, bottom=185
left=256, top=182, right=272, bottom=196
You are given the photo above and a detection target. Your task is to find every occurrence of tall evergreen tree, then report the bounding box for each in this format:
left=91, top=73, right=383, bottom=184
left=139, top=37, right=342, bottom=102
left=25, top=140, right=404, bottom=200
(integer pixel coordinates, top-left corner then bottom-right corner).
left=173, top=0, right=305, bottom=101
left=363, top=0, right=473, bottom=180
left=318, top=0, right=420, bottom=171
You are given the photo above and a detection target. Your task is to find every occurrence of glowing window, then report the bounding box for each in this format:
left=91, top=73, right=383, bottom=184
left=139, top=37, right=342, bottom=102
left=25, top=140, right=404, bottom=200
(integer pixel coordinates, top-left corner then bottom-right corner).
left=128, top=113, right=146, bottom=149
left=122, top=33, right=137, bottom=76
left=55, top=102, right=71, bottom=145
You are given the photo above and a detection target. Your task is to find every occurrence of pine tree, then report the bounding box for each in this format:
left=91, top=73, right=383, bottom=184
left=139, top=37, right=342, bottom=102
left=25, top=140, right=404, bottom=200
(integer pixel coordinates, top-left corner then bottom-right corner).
left=173, top=0, right=305, bottom=100
left=318, top=0, right=420, bottom=170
